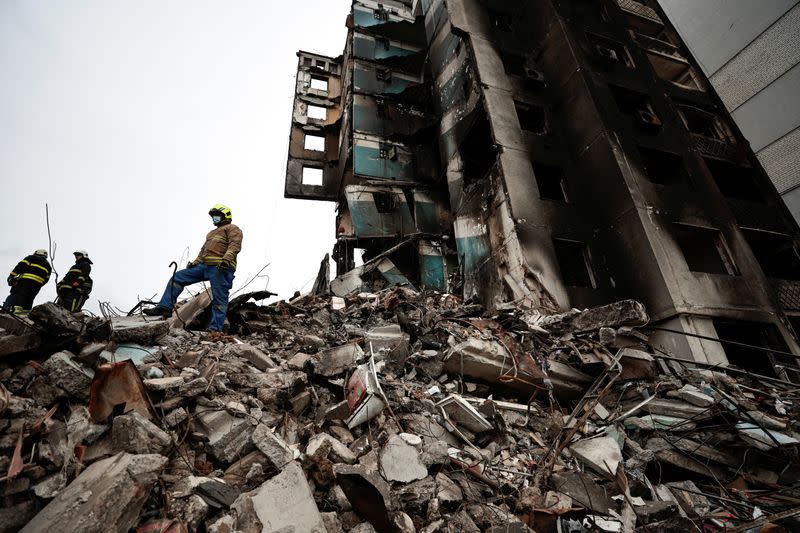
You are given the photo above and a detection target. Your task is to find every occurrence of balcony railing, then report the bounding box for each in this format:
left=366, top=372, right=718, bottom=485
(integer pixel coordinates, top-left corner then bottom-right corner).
left=616, top=0, right=662, bottom=24
left=770, top=279, right=800, bottom=311
left=632, top=32, right=683, bottom=60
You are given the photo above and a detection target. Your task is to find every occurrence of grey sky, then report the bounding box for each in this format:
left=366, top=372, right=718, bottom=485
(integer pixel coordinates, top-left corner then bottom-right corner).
left=0, top=0, right=350, bottom=312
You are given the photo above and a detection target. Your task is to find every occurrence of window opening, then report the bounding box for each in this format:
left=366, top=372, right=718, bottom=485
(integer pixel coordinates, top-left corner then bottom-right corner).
left=534, top=162, right=568, bottom=201
left=515, top=101, right=548, bottom=134
left=638, top=146, right=685, bottom=185
left=713, top=320, right=795, bottom=379
left=646, top=52, right=704, bottom=91
left=673, top=224, right=737, bottom=275
left=373, top=192, right=397, bottom=213
left=588, top=33, right=635, bottom=68
left=304, top=134, right=325, bottom=152
left=307, top=105, right=327, bottom=120
left=741, top=229, right=800, bottom=280
left=676, top=104, right=734, bottom=142
left=703, top=158, right=763, bottom=202
left=609, top=85, right=661, bottom=131
left=302, top=166, right=324, bottom=186
left=310, top=76, right=328, bottom=92
left=553, top=239, right=596, bottom=288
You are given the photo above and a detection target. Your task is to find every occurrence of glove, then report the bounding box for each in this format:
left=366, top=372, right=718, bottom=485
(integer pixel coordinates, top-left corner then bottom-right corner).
left=187, top=260, right=199, bottom=269
left=6, top=275, right=16, bottom=287
left=217, top=260, right=233, bottom=271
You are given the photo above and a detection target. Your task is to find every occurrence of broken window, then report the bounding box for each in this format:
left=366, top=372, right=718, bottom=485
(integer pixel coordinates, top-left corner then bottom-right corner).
left=302, top=166, right=323, bottom=186
left=303, top=57, right=312, bottom=67
left=315, top=59, right=326, bottom=69
left=461, top=110, right=496, bottom=182
left=304, top=134, right=325, bottom=152
left=486, top=9, right=512, bottom=32
left=712, top=320, right=795, bottom=379
left=588, top=33, right=635, bottom=68
left=646, top=52, right=704, bottom=91
left=702, top=157, right=764, bottom=202
left=741, top=229, right=800, bottom=280
left=515, top=101, right=547, bottom=134
left=307, top=105, right=327, bottom=120
left=553, top=239, right=596, bottom=288
left=310, top=76, right=328, bottom=92
left=638, top=146, right=685, bottom=185
left=676, top=104, right=734, bottom=142
left=373, top=192, right=397, bottom=213
left=609, top=85, right=661, bottom=130
left=673, top=224, right=737, bottom=275
left=534, top=162, right=568, bottom=202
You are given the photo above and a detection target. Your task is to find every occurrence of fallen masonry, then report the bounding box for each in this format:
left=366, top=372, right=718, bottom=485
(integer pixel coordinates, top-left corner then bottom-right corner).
left=1, top=290, right=799, bottom=532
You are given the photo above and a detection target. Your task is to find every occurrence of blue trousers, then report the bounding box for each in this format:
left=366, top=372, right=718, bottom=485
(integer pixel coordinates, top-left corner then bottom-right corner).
left=158, top=263, right=234, bottom=331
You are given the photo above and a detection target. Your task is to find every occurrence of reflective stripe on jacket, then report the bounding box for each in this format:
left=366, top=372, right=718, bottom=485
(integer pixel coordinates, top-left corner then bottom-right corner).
left=10, top=255, right=52, bottom=286
left=193, top=220, right=243, bottom=267
left=58, top=258, right=93, bottom=294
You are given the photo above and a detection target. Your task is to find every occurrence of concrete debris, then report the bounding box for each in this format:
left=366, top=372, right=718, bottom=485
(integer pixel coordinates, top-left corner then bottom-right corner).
left=379, top=434, right=428, bottom=483
left=21, top=452, right=167, bottom=533
left=1, top=292, right=799, bottom=532
left=228, top=461, right=326, bottom=533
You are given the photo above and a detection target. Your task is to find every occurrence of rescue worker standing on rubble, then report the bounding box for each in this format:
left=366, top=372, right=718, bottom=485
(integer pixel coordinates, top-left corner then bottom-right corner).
left=144, top=204, right=243, bottom=332
left=3, top=250, right=52, bottom=315
left=56, top=250, right=94, bottom=312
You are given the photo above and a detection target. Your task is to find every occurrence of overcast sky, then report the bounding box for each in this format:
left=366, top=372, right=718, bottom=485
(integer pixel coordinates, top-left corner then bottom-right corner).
left=0, top=0, right=350, bottom=313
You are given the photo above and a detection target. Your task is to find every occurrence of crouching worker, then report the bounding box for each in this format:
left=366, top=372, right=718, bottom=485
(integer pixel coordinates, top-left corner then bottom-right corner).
left=3, top=249, right=52, bottom=315
left=144, top=204, right=243, bottom=332
left=56, top=250, right=93, bottom=312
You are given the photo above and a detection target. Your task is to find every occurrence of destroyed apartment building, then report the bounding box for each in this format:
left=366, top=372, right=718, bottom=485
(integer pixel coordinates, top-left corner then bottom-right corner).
left=2, top=0, right=800, bottom=532
left=285, top=0, right=800, bottom=378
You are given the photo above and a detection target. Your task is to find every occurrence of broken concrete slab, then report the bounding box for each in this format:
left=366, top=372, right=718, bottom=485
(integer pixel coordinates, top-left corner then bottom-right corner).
left=112, top=410, right=171, bottom=455
left=306, top=433, right=357, bottom=464
left=143, top=376, right=185, bottom=391
left=312, top=343, right=364, bottom=377
left=111, top=315, right=170, bottom=344
left=21, top=452, right=167, bottom=533
left=670, top=384, right=715, bottom=407
left=569, top=436, right=622, bottom=478
left=379, top=434, right=427, bottom=483
left=230, top=343, right=276, bottom=371
left=542, top=300, right=649, bottom=333
left=228, top=461, right=326, bottom=533
left=42, top=351, right=94, bottom=400
left=194, top=407, right=255, bottom=463
left=89, top=360, right=156, bottom=423
left=251, top=423, right=295, bottom=470
left=170, top=288, right=211, bottom=329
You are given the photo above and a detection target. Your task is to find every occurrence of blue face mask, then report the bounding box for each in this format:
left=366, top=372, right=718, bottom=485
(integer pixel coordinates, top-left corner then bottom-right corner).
left=212, top=215, right=222, bottom=225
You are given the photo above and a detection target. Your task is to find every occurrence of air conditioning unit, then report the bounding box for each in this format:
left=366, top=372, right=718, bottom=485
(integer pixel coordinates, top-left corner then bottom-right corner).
left=376, top=68, right=392, bottom=82
left=636, top=109, right=662, bottom=130
left=595, top=44, right=619, bottom=68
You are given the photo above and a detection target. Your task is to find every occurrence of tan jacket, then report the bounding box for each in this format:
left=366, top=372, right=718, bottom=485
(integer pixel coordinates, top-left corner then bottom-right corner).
left=194, top=220, right=243, bottom=267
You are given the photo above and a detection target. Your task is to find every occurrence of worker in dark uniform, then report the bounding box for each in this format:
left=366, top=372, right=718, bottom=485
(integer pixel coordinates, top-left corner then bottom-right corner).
left=3, top=249, right=52, bottom=315
left=56, top=249, right=93, bottom=312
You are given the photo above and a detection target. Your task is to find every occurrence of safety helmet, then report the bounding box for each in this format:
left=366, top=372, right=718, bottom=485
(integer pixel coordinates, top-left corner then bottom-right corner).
left=74, top=249, right=89, bottom=258
left=208, top=204, right=232, bottom=220
left=33, top=249, right=48, bottom=258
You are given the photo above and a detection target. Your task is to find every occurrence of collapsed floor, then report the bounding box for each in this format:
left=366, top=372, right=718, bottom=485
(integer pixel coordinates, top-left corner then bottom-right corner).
left=1, top=290, right=799, bottom=533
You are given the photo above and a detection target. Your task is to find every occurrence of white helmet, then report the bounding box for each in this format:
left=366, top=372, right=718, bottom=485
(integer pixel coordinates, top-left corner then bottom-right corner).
left=74, top=249, right=89, bottom=258
left=34, top=249, right=48, bottom=258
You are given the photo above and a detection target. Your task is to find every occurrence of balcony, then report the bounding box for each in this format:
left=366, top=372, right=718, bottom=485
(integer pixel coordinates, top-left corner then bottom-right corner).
left=771, top=279, right=800, bottom=311
left=616, top=0, right=662, bottom=24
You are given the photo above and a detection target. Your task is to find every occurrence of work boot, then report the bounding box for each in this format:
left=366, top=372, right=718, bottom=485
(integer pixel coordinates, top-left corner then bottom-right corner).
left=143, top=306, right=171, bottom=318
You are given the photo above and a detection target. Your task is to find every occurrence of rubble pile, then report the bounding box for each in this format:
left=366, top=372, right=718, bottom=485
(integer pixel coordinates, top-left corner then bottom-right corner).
left=1, top=290, right=799, bottom=532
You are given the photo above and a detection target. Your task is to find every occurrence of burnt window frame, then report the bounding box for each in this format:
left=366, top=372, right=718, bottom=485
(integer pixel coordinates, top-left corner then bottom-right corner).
left=533, top=162, right=570, bottom=202
left=672, top=223, right=739, bottom=276
left=514, top=100, right=549, bottom=135
left=552, top=238, right=597, bottom=288
left=675, top=104, right=735, bottom=143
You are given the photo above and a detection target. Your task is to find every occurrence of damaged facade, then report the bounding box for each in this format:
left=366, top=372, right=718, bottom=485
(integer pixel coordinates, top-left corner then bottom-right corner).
left=285, top=0, right=800, bottom=376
